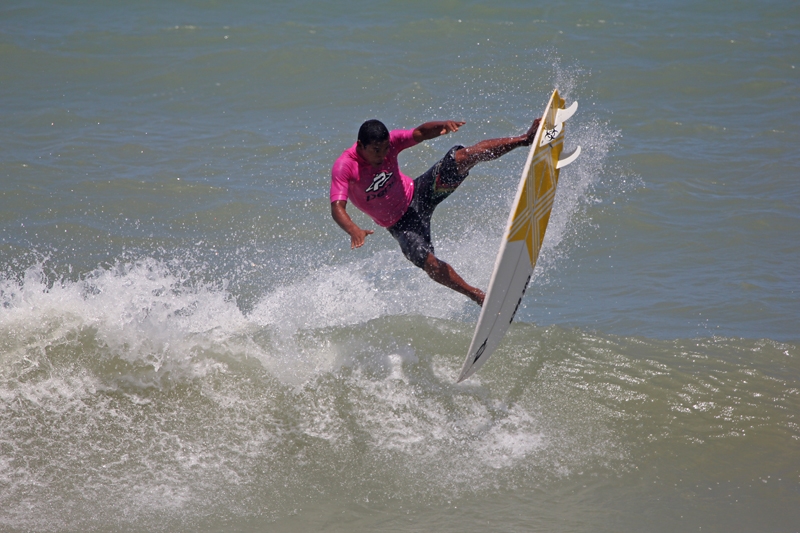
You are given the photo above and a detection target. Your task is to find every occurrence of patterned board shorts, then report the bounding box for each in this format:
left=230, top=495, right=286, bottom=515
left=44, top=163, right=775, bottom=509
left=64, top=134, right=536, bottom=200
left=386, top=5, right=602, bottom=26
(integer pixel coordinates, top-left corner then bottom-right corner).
left=387, top=145, right=468, bottom=269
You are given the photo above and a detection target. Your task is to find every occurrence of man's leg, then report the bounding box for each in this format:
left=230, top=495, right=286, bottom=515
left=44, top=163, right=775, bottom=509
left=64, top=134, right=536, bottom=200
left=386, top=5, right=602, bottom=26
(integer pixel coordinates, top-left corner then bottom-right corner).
left=454, top=118, right=540, bottom=175
left=423, top=252, right=485, bottom=306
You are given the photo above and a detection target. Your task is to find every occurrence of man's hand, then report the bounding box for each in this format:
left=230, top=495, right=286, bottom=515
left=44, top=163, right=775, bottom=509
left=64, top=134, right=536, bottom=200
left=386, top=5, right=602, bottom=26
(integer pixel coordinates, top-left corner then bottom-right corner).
left=331, top=200, right=373, bottom=249
left=413, top=120, right=466, bottom=142
left=438, top=120, right=465, bottom=136
left=349, top=227, right=374, bottom=249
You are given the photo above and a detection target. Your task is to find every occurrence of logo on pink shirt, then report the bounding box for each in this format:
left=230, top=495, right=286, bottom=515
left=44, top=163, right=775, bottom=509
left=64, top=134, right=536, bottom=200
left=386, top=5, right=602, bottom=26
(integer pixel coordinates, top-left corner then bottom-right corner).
left=365, top=171, right=393, bottom=194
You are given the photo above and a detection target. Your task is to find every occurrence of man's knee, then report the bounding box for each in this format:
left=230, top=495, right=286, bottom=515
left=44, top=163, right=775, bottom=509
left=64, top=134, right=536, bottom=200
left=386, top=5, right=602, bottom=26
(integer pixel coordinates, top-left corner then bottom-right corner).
left=452, top=147, right=472, bottom=175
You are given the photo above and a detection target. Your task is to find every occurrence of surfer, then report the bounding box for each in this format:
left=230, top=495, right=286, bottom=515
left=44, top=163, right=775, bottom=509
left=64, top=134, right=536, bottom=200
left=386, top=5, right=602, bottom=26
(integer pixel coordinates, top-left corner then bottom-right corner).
left=330, top=118, right=540, bottom=306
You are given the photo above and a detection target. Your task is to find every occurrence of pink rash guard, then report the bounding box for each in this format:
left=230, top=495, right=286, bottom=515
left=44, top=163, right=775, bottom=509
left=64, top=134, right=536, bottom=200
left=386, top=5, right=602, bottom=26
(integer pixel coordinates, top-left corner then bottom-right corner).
left=330, top=129, right=418, bottom=228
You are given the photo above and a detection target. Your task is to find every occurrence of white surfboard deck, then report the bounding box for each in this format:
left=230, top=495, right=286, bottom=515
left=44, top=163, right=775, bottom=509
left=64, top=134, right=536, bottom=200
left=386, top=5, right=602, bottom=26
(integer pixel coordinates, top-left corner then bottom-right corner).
left=457, top=89, right=580, bottom=383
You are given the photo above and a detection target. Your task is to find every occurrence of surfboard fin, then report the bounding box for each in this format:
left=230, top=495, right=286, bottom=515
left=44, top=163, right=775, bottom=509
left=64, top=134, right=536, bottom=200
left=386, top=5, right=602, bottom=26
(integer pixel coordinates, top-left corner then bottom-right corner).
left=555, top=100, right=578, bottom=124
left=539, top=101, right=580, bottom=148
left=556, top=146, right=581, bottom=169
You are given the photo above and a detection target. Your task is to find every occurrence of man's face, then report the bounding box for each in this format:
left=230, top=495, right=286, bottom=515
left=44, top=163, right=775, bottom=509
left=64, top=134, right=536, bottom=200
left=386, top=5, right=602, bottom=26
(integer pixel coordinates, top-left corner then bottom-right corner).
left=357, top=139, right=390, bottom=167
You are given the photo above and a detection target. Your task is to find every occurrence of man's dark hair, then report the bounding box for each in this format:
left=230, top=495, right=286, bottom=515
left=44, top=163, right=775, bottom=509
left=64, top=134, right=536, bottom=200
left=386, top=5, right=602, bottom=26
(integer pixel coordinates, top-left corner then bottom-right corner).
left=357, top=119, right=390, bottom=146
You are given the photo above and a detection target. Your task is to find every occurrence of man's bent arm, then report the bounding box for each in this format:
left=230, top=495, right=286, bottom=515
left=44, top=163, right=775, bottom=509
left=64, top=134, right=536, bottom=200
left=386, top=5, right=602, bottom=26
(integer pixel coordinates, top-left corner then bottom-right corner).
left=412, top=120, right=466, bottom=143
left=331, top=200, right=374, bottom=249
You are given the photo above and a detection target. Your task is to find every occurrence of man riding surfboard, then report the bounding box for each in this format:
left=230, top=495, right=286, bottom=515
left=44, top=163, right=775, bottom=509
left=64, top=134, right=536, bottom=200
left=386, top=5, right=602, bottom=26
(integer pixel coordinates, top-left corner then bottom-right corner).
left=330, top=117, right=540, bottom=306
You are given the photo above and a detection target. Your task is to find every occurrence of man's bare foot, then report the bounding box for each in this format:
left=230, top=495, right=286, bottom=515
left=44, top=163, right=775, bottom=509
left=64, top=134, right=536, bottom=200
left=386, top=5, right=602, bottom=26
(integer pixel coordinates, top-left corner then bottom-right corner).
left=523, top=118, right=542, bottom=146
left=471, top=289, right=486, bottom=307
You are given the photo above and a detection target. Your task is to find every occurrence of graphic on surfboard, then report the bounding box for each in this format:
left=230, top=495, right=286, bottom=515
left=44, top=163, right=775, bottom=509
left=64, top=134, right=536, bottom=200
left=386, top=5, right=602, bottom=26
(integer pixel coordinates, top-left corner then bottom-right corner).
left=457, top=89, right=581, bottom=383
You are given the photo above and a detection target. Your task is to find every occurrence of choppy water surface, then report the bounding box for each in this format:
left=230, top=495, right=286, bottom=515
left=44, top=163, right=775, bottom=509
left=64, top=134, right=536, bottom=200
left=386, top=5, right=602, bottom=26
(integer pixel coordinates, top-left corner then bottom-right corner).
left=1, top=1, right=798, bottom=531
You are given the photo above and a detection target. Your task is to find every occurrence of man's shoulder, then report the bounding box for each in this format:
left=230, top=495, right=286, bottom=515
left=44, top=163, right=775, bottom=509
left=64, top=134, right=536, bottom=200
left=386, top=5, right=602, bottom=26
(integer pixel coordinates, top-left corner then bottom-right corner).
left=332, top=144, right=360, bottom=178
left=389, top=128, right=418, bottom=151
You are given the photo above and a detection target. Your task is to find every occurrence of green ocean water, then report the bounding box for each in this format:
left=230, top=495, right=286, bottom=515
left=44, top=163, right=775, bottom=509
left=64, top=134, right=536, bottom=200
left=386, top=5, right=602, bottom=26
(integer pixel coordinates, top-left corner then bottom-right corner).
left=1, top=1, right=798, bottom=531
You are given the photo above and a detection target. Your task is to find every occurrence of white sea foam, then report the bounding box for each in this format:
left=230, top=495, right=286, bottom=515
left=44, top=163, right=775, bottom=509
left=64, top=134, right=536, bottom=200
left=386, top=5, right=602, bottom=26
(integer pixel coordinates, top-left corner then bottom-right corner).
left=1, top=260, right=244, bottom=386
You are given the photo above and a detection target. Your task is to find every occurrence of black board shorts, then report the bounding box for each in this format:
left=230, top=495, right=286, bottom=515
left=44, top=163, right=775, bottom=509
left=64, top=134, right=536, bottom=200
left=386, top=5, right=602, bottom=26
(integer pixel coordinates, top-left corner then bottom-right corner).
left=387, top=145, right=468, bottom=269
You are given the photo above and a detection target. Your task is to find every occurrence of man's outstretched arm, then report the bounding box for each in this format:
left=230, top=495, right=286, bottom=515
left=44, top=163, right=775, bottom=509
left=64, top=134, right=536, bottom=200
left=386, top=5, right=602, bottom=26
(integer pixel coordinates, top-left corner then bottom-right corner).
left=331, top=200, right=373, bottom=249
left=412, top=120, right=466, bottom=143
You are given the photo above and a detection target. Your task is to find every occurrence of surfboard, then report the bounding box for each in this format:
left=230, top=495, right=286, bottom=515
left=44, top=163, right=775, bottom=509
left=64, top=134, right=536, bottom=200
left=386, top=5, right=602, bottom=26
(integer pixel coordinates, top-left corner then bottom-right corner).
left=457, top=89, right=581, bottom=383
